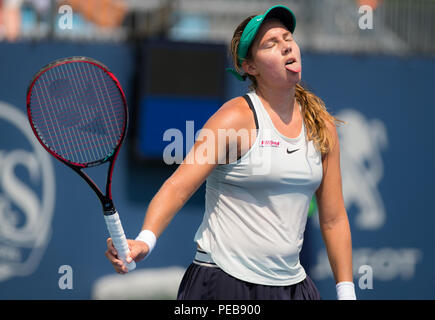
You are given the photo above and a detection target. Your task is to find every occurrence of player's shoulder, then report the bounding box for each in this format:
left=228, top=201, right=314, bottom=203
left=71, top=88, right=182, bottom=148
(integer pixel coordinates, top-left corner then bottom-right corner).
left=323, top=118, right=339, bottom=142
left=221, top=96, right=249, bottom=109
left=210, top=96, right=253, bottom=128
left=201, top=96, right=255, bottom=132
left=321, top=118, right=340, bottom=158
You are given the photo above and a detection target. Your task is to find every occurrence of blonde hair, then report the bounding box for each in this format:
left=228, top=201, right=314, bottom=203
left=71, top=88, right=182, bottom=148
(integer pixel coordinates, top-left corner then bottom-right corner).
left=229, top=16, right=345, bottom=157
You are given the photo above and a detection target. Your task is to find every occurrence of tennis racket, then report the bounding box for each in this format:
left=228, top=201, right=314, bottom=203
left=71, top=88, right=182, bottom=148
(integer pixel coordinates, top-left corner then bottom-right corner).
left=26, top=56, right=136, bottom=271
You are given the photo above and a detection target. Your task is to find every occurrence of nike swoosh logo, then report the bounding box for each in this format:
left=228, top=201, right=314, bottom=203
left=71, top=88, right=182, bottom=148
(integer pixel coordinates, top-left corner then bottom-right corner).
left=286, top=148, right=300, bottom=154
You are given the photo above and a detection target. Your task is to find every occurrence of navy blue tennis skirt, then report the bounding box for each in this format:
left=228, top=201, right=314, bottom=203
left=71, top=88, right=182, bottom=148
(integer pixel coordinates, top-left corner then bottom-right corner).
left=177, top=250, right=321, bottom=300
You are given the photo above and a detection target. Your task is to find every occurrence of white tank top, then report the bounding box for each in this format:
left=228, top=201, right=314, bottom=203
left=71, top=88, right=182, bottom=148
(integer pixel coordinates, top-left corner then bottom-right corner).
left=194, top=91, right=323, bottom=286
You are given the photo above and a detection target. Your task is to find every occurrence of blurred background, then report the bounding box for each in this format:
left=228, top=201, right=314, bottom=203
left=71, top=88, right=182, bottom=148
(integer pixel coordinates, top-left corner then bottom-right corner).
left=0, top=0, right=434, bottom=300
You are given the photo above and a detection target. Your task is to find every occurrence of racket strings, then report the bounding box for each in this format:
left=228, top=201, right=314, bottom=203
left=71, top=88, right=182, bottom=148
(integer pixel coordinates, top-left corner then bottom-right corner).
left=29, top=60, right=126, bottom=165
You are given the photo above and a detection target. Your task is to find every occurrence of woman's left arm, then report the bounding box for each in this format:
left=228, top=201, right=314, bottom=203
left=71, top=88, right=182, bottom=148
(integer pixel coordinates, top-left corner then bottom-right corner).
left=315, top=121, right=356, bottom=299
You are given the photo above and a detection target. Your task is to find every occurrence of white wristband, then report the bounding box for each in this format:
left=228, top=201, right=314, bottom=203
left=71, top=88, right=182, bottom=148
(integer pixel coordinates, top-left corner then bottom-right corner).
left=336, top=281, right=357, bottom=300
left=135, top=230, right=157, bottom=258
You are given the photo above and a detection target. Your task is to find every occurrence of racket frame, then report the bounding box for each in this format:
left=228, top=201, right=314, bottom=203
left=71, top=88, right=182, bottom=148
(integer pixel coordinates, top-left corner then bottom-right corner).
left=26, top=56, right=136, bottom=271
left=26, top=56, right=127, bottom=214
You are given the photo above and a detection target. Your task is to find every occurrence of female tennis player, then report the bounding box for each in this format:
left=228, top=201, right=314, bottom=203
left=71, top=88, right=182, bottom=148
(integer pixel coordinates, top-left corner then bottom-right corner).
left=105, top=4, right=356, bottom=300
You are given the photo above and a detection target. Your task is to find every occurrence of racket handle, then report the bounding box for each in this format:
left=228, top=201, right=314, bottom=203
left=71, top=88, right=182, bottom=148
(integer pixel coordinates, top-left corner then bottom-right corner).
left=104, top=210, right=136, bottom=272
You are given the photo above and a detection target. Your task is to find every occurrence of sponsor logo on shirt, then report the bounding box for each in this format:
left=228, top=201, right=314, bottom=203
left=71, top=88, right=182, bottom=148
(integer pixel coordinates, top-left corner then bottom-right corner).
left=260, top=139, right=280, bottom=147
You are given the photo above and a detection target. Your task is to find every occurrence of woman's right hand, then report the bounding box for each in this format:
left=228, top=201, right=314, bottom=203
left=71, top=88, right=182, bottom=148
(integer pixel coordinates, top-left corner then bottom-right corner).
left=105, top=238, right=150, bottom=274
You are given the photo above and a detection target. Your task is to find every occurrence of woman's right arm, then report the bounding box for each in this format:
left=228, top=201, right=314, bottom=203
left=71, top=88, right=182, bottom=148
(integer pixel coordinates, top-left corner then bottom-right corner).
left=106, top=97, right=254, bottom=273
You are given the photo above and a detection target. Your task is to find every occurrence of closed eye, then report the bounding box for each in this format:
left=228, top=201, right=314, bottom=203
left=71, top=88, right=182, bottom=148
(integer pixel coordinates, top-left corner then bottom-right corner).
left=261, top=33, right=293, bottom=48
left=262, top=39, right=277, bottom=48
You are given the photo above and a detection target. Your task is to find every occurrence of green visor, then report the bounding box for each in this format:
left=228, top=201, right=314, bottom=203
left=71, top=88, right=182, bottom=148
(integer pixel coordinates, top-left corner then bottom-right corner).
left=226, top=5, right=296, bottom=81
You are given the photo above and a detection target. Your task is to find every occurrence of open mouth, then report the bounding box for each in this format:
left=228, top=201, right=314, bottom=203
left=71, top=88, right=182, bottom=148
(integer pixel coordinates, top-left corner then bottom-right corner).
left=285, top=58, right=300, bottom=73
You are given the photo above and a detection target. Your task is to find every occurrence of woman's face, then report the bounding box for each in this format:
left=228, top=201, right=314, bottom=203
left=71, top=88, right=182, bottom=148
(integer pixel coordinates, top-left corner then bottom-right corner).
left=242, top=19, right=302, bottom=89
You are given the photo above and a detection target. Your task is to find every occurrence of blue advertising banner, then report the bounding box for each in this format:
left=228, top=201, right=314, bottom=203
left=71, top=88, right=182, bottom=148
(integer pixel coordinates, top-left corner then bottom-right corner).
left=0, top=42, right=202, bottom=299
left=299, top=54, right=435, bottom=300
left=0, top=41, right=434, bottom=300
